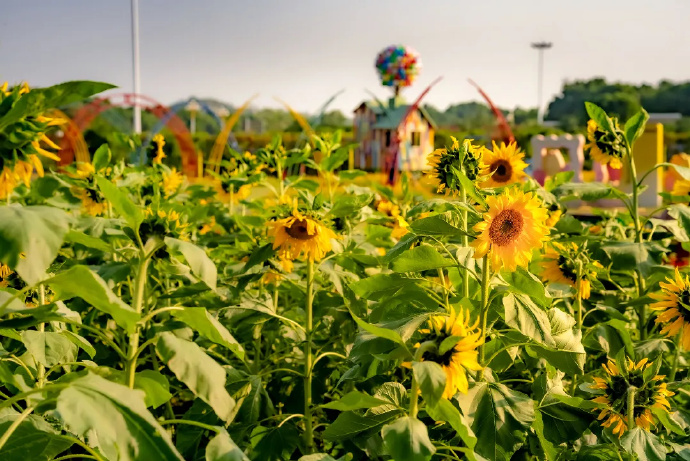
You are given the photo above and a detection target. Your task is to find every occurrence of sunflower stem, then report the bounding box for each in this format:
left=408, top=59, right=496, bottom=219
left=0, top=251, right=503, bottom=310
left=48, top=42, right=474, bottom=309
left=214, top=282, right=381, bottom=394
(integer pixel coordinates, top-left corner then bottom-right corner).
left=36, top=284, right=46, bottom=388
left=479, top=255, right=491, bottom=368
left=0, top=405, right=35, bottom=452
left=438, top=268, right=450, bottom=313
left=669, top=333, right=682, bottom=381
left=303, top=258, right=315, bottom=454
left=409, top=374, right=419, bottom=418
left=571, top=261, right=584, bottom=395
left=126, top=254, right=150, bottom=389
left=460, top=188, right=470, bottom=299
left=627, top=386, right=636, bottom=429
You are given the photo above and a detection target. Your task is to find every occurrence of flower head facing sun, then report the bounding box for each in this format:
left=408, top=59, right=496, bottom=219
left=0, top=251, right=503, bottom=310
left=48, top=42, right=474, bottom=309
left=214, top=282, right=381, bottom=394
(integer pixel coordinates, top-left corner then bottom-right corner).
left=418, top=309, right=483, bottom=398
left=589, top=357, right=674, bottom=437
left=471, top=188, right=550, bottom=271
left=162, top=167, right=184, bottom=198
left=650, top=269, right=690, bottom=350
left=480, top=141, right=528, bottom=189
left=586, top=119, right=626, bottom=170
left=267, top=209, right=337, bottom=262
left=426, top=137, right=486, bottom=195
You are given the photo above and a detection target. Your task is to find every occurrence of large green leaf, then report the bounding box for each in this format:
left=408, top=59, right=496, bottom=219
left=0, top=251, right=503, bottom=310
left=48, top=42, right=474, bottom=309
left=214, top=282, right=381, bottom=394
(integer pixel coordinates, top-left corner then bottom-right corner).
left=410, top=212, right=466, bottom=238
left=165, top=238, right=217, bottom=290
left=249, top=424, right=300, bottom=461
left=322, top=410, right=403, bottom=441
left=55, top=372, right=183, bottom=461
left=425, top=399, right=477, bottom=460
left=171, top=307, right=243, bottom=359
left=0, top=408, right=73, bottom=460
left=457, top=382, right=535, bottom=461
left=552, top=182, right=618, bottom=202
left=46, top=265, right=140, bottom=334
left=156, top=332, right=236, bottom=422
left=501, top=293, right=554, bottom=347
left=391, top=245, right=455, bottom=273
left=20, top=330, right=77, bottom=367
left=205, top=428, right=249, bottom=461
left=620, top=428, right=665, bottom=461
left=328, top=193, right=373, bottom=218
left=348, top=309, right=407, bottom=350
left=412, top=361, right=446, bottom=407
left=0, top=205, right=69, bottom=285
left=135, top=369, right=172, bottom=409
left=349, top=274, right=409, bottom=299
left=381, top=416, right=436, bottom=461
left=321, top=391, right=390, bottom=411
left=575, top=445, right=623, bottom=460
left=624, top=108, right=649, bottom=146
left=531, top=308, right=586, bottom=375
left=499, top=268, right=551, bottom=309
left=585, top=102, right=614, bottom=132
left=96, top=176, right=144, bottom=233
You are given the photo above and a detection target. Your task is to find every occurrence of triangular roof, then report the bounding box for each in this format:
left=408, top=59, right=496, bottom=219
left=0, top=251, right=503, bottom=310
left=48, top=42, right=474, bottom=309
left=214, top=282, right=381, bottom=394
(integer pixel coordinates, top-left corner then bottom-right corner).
left=355, top=97, right=437, bottom=130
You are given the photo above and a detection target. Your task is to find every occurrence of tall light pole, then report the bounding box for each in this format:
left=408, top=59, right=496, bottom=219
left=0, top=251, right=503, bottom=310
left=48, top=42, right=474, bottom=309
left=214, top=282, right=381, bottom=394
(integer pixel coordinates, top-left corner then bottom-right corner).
left=531, top=41, right=552, bottom=125
left=131, top=0, right=142, bottom=134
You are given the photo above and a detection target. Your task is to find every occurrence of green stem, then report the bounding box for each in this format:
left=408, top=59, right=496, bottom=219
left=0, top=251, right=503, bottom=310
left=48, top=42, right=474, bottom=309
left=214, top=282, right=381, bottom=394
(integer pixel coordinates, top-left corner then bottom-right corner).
left=36, top=284, right=46, bottom=388
left=0, top=405, right=34, bottom=451
left=126, top=255, right=151, bottom=389
left=303, top=259, right=315, bottom=454
left=571, top=261, right=584, bottom=395
left=58, top=435, right=106, bottom=461
left=636, top=269, right=647, bottom=340
left=437, top=268, right=450, bottom=313
left=479, top=255, right=491, bottom=366
left=627, top=387, right=636, bottom=429
left=669, top=333, right=682, bottom=381
left=409, top=375, right=419, bottom=418
left=626, top=142, right=648, bottom=341
left=160, top=419, right=221, bottom=433
left=460, top=188, right=470, bottom=299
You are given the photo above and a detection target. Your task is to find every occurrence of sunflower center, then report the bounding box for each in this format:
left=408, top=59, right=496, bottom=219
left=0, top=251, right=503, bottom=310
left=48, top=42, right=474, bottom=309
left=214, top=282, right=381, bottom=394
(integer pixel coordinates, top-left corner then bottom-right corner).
left=286, top=219, right=316, bottom=240
left=488, top=209, right=524, bottom=246
left=490, top=160, right=513, bottom=183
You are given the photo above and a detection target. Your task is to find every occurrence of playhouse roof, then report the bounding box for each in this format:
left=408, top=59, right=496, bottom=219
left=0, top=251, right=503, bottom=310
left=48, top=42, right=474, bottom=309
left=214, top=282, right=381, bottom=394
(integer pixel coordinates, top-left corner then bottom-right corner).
left=355, top=97, right=437, bottom=130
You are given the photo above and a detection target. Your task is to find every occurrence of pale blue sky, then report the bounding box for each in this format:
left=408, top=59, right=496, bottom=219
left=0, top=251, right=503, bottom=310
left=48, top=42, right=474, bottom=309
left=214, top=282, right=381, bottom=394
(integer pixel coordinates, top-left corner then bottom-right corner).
left=2, top=0, right=689, bottom=114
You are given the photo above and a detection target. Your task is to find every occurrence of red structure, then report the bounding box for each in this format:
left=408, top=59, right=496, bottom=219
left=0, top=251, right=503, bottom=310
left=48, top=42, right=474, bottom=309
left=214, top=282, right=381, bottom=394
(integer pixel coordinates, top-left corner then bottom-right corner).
left=468, top=79, right=515, bottom=144
left=59, top=93, right=198, bottom=176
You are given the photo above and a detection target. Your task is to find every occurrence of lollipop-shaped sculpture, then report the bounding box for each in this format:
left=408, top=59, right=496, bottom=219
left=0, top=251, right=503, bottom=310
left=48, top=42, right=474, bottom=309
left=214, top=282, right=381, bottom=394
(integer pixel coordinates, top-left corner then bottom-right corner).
left=375, top=45, right=421, bottom=96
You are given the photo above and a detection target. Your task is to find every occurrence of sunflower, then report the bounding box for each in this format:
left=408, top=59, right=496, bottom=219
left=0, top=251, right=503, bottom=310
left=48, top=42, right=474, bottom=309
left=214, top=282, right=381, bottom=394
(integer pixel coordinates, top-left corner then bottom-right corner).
left=650, top=269, right=690, bottom=349
left=479, top=141, right=528, bottom=189
left=162, top=168, right=184, bottom=197
left=590, top=358, right=674, bottom=437
left=540, top=243, right=595, bottom=299
left=263, top=256, right=294, bottom=285
left=426, top=137, right=486, bottom=195
left=72, top=187, right=108, bottom=216
left=585, top=119, right=626, bottom=170
left=152, top=134, right=166, bottom=164
left=545, top=203, right=562, bottom=228
left=267, top=209, right=337, bottom=262
left=391, top=215, right=409, bottom=239
left=0, top=264, right=13, bottom=288
left=376, top=200, right=400, bottom=217
left=199, top=216, right=218, bottom=236
left=0, top=168, right=18, bottom=200
left=471, top=188, right=550, bottom=271
left=671, top=179, right=690, bottom=197
left=419, top=309, right=483, bottom=398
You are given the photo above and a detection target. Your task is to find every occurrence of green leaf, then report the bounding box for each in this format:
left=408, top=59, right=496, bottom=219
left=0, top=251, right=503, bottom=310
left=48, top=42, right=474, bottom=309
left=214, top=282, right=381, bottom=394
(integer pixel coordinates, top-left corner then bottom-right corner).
left=531, top=309, right=586, bottom=375
left=328, top=193, right=373, bottom=218
left=381, top=416, right=436, bottom=461
left=323, top=410, right=403, bottom=441
left=205, top=428, right=249, bottom=461
left=348, top=309, right=407, bottom=350
left=453, top=166, right=487, bottom=207
left=321, top=391, right=391, bottom=411
left=620, top=427, right=665, bottom=461
left=249, top=424, right=300, bottom=461
left=552, top=182, right=617, bottom=202
left=240, top=243, right=274, bottom=273
left=0, top=205, right=69, bottom=285
left=61, top=330, right=96, bottom=358
left=92, top=144, right=112, bottom=171
left=96, top=176, right=144, bottom=233
left=391, top=245, right=455, bottom=273
left=55, top=372, right=183, bottom=461
left=171, top=307, right=244, bottom=359
left=575, top=445, right=622, bottom=460
left=20, top=330, right=77, bottom=367
left=165, top=238, right=217, bottom=290
left=46, top=265, right=140, bottom=334
left=349, top=274, right=409, bottom=299
left=532, top=410, right=558, bottom=461
left=457, top=382, right=535, bottom=461
left=135, top=369, right=172, bottom=409
left=410, top=212, right=467, bottom=238
left=499, top=267, right=551, bottom=309
left=425, top=399, right=477, bottom=461
left=624, top=108, right=649, bottom=146
left=64, top=229, right=112, bottom=253
left=585, top=102, right=614, bottom=132
left=501, top=293, right=554, bottom=346
left=0, top=408, right=73, bottom=460
left=320, top=147, right=350, bottom=171
left=156, top=332, right=236, bottom=422
left=412, top=361, right=446, bottom=407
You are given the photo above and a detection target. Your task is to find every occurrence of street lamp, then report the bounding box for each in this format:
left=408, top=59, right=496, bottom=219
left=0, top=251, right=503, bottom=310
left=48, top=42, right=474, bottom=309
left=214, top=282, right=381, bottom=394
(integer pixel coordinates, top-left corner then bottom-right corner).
left=531, top=41, right=552, bottom=125
left=131, top=0, right=142, bottom=134
left=186, top=99, right=201, bottom=134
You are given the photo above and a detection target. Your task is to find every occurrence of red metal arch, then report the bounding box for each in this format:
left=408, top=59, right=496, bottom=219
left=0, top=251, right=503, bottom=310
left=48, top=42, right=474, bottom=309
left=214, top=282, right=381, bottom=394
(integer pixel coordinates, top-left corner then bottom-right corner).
left=60, top=93, right=198, bottom=176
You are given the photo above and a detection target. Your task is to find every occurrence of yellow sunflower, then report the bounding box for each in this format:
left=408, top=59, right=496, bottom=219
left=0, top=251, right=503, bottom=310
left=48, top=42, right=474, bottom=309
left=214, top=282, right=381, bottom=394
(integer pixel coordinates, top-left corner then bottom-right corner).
left=479, top=141, right=527, bottom=189
left=671, top=179, right=690, bottom=197
left=199, top=216, right=218, bottom=235
left=0, top=264, right=13, bottom=287
left=471, top=188, right=550, bottom=271
left=650, top=269, right=690, bottom=349
left=545, top=209, right=562, bottom=228
left=585, top=119, right=625, bottom=170
left=391, top=215, right=409, bottom=239
left=539, top=243, right=595, bottom=299
left=377, top=200, right=400, bottom=217
left=72, top=187, right=108, bottom=216
left=267, top=210, right=337, bottom=262
left=162, top=167, right=184, bottom=197
left=590, top=358, right=674, bottom=437
left=426, top=137, right=486, bottom=195
left=152, top=134, right=166, bottom=164
left=420, top=309, right=483, bottom=398
left=0, top=168, right=18, bottom=200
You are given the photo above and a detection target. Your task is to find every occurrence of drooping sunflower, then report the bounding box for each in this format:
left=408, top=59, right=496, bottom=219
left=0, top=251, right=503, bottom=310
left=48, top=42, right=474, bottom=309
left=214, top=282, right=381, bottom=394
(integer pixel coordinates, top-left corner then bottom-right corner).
left=650, top=269, right=690, bottom=349
left=540, top=243, right=597, bottom=299
left=585, top=119, right=626, bottom=170
left=545, top=203, right=562, bottom=228
left=479, top=141, right=528, bottom=189
left=471, top=188, right=550, bottom=271
left=426, top=137, right=486, bottom=195
left=0, top=264, right=13, bottom=288
left=162, top=167, right=184, bottom=198
left=152, top=134, right=166, bottom=164
left=267, top=209, right=337, bottom=262
left=419, top=309, right=483, bottom=398
left=590, top=358, right=674, bottom=437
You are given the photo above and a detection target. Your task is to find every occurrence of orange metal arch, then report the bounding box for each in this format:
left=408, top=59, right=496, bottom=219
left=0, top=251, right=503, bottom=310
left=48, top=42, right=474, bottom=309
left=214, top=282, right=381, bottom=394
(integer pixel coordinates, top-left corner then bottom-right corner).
left=59, top=93, right=198, bottom=176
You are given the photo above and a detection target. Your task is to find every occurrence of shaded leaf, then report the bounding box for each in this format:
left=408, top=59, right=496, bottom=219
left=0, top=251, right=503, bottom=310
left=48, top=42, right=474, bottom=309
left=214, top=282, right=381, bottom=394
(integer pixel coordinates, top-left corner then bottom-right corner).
left=381, top=416, right=436, bottom=461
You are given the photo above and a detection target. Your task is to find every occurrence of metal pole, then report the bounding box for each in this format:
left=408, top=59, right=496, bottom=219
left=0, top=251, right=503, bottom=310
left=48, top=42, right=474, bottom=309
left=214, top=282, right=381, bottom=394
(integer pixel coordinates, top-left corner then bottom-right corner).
left=131, top=0, right=142, bottom=134
left=537, top=48, right=543, bottom=124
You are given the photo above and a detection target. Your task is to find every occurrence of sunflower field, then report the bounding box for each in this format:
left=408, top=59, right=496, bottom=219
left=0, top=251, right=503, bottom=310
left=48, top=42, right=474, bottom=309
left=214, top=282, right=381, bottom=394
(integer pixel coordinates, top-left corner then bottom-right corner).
left=0, top=80, right=688, bottom=461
